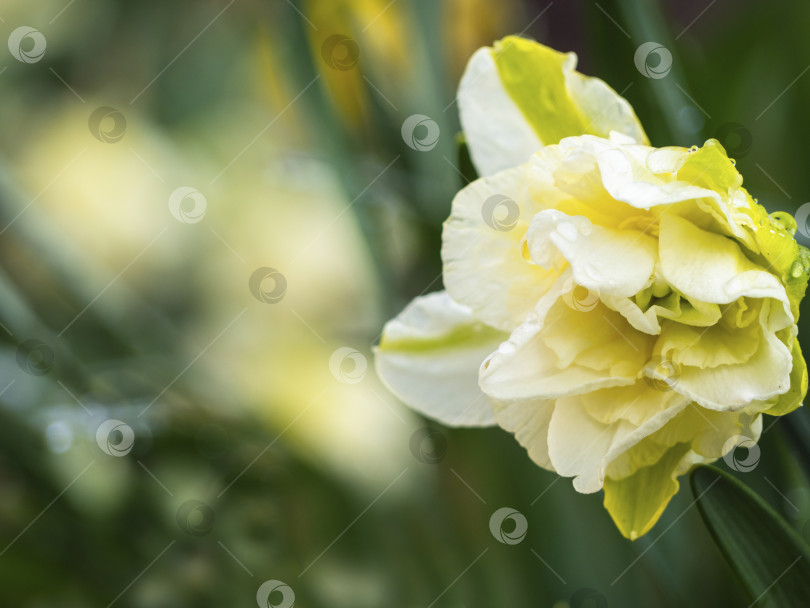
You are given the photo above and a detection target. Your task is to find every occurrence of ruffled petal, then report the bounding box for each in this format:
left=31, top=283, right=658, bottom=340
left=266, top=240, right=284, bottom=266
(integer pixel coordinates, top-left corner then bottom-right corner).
left=546, top=383, right=689, bottom=493
left=525, top=209, right=657, bottom=298
left=659, top=213, right=792, bottom=327
left=668, top=320, right=792, bottom=411
left=765, top=339, right=807, bottom=416
left=602, top=403, right=762, bottom=540
left=479, top=278, right=653, bottom=402
left=442, top=164, right=560, bottom=331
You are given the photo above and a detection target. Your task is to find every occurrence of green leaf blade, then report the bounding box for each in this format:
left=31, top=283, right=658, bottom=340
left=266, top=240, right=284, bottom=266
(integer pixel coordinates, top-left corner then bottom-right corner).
left=690, top=465, right=810, bottom=608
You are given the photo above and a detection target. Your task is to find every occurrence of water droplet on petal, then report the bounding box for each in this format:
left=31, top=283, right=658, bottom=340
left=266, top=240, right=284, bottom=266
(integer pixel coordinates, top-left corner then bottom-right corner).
left=791, top=259, right=804, bottom=278
left=689, top=145, right=698, bottom=153
left=556, top=222, right=578, bottom=242
left=498, top=342, right=516, bottom=355
left=769, top=211, right=798, bottom=235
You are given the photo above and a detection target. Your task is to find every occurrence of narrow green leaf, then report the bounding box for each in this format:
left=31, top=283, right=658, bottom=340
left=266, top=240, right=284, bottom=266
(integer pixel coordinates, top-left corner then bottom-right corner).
left=455, top=133, right=479, bottom=185
left=690, top=465, right=810, bottom=607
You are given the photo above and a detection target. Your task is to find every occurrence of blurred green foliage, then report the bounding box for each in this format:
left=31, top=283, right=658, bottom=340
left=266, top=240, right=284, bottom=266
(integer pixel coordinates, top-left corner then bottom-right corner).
left=1, top=1, right=810, bottom=607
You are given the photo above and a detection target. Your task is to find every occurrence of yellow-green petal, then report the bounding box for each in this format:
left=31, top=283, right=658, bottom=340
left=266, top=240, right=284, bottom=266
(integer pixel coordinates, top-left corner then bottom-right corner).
left=603, top=442, right=692, bottom=540
left=675, top=139, right=810, bottom=320
left=457, top=36, right=647, bottom=176
left=492, top=37, right=647, bottom=147
left=764, top=340, right=808, bottom=416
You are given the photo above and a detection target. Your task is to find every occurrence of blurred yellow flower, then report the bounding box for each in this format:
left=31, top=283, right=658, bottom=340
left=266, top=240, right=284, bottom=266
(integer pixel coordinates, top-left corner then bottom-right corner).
left=376, top=36, right=810, bottom=539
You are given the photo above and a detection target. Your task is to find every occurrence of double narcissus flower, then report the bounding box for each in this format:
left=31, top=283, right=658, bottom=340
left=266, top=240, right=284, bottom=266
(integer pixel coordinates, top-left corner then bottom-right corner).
left=375, top=36, right=810, bottom=539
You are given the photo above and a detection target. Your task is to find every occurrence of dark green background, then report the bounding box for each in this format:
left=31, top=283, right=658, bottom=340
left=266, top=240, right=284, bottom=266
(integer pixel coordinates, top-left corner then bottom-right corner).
left=1, top=0, right=810, bottom=606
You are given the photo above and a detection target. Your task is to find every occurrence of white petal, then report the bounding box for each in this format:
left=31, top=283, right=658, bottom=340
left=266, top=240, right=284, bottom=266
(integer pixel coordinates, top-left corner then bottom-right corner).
left=526, top=209, right=657, bottom=297
left=659, top=214, right=792, bottom=328
left=479, top=276, right=652, bottom=402
left=589, top=139, right=718, bottom=209
left=547, top=385, right=690, bottom=493
left=442, top=164, right=560, bottom=331
left=375, top=292, right=506, bottom=426
left=458, top=48, right=544, bottom=177
left=601, top=294, right=662, bottom=335
left=667, top=301, right=793, bottom=410
left=546, top=397, right=632, bottom=493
